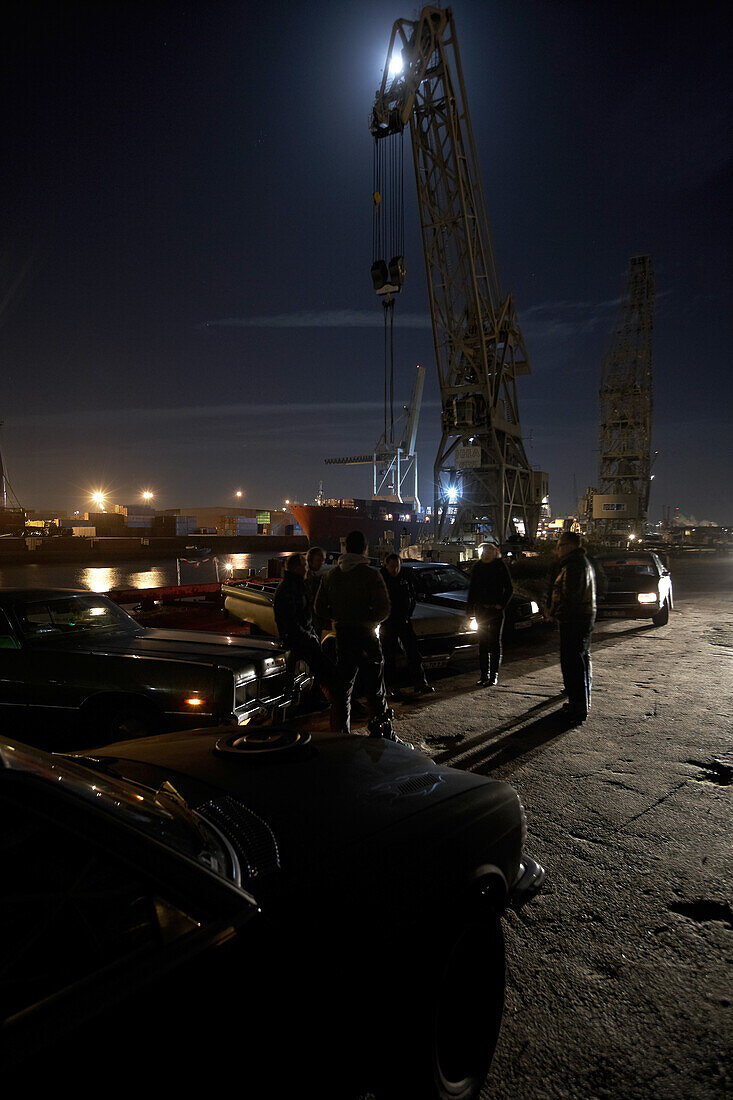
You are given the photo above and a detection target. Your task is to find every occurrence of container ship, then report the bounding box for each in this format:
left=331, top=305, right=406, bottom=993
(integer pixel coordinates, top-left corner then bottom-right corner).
left=289, top=499, right=432, bottom=553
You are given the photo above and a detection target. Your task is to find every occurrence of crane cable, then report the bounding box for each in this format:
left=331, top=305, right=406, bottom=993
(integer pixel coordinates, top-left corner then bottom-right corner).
left=373, top=131, right=404, bottom=446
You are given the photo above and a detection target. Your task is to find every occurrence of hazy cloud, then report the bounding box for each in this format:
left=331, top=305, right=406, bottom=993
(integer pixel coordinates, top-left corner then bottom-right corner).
left=201, top=309, right=432, bottom=330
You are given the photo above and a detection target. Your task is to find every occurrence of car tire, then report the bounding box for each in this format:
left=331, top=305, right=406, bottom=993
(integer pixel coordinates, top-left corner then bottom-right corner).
left=85, top=699, right=159, bottom=742
left=377, top=915, right=505, bottom=1100
left=652, top=599, right=670, bottom=627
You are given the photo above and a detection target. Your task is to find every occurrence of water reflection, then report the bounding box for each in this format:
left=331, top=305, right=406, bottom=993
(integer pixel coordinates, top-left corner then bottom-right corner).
left=82, top=567, right=115, bottom=593
left=0, top=552, right=285, bottom=593
left=130, top=568, right=166, bottom=589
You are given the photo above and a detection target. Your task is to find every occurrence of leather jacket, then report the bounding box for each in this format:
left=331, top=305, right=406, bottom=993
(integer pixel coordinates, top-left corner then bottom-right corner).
left=549, top=547, right=596, bottom=624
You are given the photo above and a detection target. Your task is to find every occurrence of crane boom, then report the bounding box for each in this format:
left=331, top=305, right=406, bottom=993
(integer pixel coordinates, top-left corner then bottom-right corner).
left=372, top=6, right=545, bottom=543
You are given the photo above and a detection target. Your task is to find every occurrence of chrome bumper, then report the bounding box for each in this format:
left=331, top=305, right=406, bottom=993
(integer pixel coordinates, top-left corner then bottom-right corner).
left=509, top=856, right=546, bottom=911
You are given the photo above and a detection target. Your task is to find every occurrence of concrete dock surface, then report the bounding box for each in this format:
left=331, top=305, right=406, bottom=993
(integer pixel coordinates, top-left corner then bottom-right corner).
left=345, top=553, right=731, bottom=1099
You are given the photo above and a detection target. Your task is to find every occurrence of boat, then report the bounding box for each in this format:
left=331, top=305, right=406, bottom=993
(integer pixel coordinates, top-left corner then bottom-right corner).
left=289, top=499, right=432, bottom=553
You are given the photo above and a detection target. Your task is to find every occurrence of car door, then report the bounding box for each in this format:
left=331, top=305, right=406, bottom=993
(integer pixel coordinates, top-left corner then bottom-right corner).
left=0, top=608, right=28, bottom=712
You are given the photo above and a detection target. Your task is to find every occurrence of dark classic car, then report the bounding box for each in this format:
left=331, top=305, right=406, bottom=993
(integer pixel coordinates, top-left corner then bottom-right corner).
left=402, top=561, right=545, bottom=637
left=0, top=589, right=312, bottom=745
left=1, top=729, right=545, bottom=1097
left=595, top=551, right=674, bottom=626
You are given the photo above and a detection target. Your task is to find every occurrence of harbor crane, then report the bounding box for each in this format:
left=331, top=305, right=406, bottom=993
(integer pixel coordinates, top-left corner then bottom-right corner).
left=325, top=364, right=426, bottom=509
left=371, top=6, right=545, bottom=544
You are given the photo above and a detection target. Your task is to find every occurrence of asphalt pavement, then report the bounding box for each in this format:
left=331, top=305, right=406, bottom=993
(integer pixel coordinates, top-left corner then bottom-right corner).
left=365, top=552, right=732, bottom=1099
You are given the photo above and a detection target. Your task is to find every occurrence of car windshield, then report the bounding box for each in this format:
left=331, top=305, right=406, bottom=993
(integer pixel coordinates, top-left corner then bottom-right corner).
left=409, top=566, right=470, bottom=595
left=598, top=556, right=657, bottom=578
left=14, top=595, right=139, bottom=640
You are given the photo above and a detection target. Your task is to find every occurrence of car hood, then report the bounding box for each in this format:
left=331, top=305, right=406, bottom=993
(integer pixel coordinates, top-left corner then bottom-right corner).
left=38, top=627, right=282, bottom=671
left=418, top=589, right=470, bottom=609
left=75, top=729, right=521, bottom=908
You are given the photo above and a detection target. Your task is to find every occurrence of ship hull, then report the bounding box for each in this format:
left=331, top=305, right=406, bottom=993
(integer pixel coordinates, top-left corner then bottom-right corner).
left=289, top=503, right=431, bottom=552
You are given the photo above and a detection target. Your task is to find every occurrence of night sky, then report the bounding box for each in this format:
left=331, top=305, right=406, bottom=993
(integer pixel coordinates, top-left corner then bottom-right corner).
left=1, top=1, right=730, bottom=523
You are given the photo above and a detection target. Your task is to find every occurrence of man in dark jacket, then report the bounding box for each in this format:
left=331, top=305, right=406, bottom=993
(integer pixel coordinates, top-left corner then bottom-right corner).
left=304, top=546, right=326, bottom=634
left=314, top=530, right=395, bottom=738
left=273, top=553, right=336, bottom=705
left=548, top=532, right=596, bottom=723
left=379, top=554, right=433, bottom=696
left=467, top=543, right=513, bottom=686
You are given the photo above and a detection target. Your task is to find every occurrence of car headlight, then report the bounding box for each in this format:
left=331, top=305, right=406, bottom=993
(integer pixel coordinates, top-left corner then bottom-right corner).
left=530, top=601, right=539, bottom=615
left=637, top=592, right=657, bottom=604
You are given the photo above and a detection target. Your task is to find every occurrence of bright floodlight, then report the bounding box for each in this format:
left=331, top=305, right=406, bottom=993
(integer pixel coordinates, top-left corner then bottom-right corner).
left=447, top=486, right=459, bottom=503
left=142, top=490, right=154, bottom=500
left=91, top=491, right=105, bottom=507
left=235, top=489, right=243, bottom=498
left=389, top=52, right=403, bottom=76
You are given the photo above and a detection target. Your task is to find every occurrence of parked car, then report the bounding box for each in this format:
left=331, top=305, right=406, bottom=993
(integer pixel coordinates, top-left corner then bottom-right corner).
left=402, top=561, right=546, bottom=637
left=223, top=576, right=480, bottom=671
left=0, top=728, right=545, bottom=1096
left=595, top=551, right=674, bottom=626
left=0, top=589, right=312, bottom=745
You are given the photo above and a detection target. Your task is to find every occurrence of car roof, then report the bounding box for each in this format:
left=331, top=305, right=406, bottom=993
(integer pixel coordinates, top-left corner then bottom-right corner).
left=597, top=551, right=657, bottom=562
left=400, top=561, right=456, bottom=569
left=0, top=588, right=93, bottom=604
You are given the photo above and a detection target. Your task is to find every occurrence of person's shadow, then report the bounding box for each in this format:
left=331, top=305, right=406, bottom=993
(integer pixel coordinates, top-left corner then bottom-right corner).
left=472, top=708, right=578, bottom=774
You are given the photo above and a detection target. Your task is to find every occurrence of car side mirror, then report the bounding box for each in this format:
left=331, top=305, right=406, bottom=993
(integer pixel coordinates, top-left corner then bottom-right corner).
left=0, top=635, right=20, bottom=649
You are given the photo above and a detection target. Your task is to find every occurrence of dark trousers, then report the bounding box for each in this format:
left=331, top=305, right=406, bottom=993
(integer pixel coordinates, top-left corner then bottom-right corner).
left=476, top=610, right=504, bottom=679
left=559, top=621, right=593, bottom=718
left=334, top=624, right=388, bottom=733
left=380, top=618, right=428, bottom=688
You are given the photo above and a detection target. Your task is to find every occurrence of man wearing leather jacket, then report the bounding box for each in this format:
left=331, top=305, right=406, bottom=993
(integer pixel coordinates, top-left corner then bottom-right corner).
left=273, top=553, right=337, bottom=709
left=467, top=543, right=513, bottom=686
left=379, top=553, right=433, bottom=696
left=314, top=530, right=395, bottom=738
left=548, top=532, right=596, bottom=723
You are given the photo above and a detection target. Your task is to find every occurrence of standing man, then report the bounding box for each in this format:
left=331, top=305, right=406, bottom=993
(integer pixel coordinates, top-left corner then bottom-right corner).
left=467, top=542, right=513, bottom=686
left=273, top=552, right=337, bottom=711
left=548, top=532, right=596, bottom=723
left=314, top=530, right=396, bottom=738
left=304, top=545, right=327, bottom=634
left=380, top=554, right=434, bottom=696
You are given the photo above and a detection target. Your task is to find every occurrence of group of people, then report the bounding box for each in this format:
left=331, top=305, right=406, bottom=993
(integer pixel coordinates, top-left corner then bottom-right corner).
left=273, top=530, right=412, bottom=740
left=273, top=527, right=598, bottom=740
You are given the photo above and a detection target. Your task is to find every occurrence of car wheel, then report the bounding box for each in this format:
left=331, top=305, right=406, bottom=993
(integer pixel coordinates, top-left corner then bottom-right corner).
left=377, top=915, right=505, bottom=1100
left=652, top=599, right=670, bottom=627
left=98, top=701, right=158, bottom=741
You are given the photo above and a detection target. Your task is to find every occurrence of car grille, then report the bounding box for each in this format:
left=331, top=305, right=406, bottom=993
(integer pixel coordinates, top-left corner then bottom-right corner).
left=197, top=795, right=280, bottom=880
left=259, top=671, right=288, bottom=703
left=603, top=591, right=641, bottom=605
left=235, top=679, right=259, bottom=707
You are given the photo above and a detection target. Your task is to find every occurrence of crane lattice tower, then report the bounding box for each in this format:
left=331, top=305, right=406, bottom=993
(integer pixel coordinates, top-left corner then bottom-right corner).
left=371, top=6, right=545, bottom=544
left=598, top=255, right=655, bottom=529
